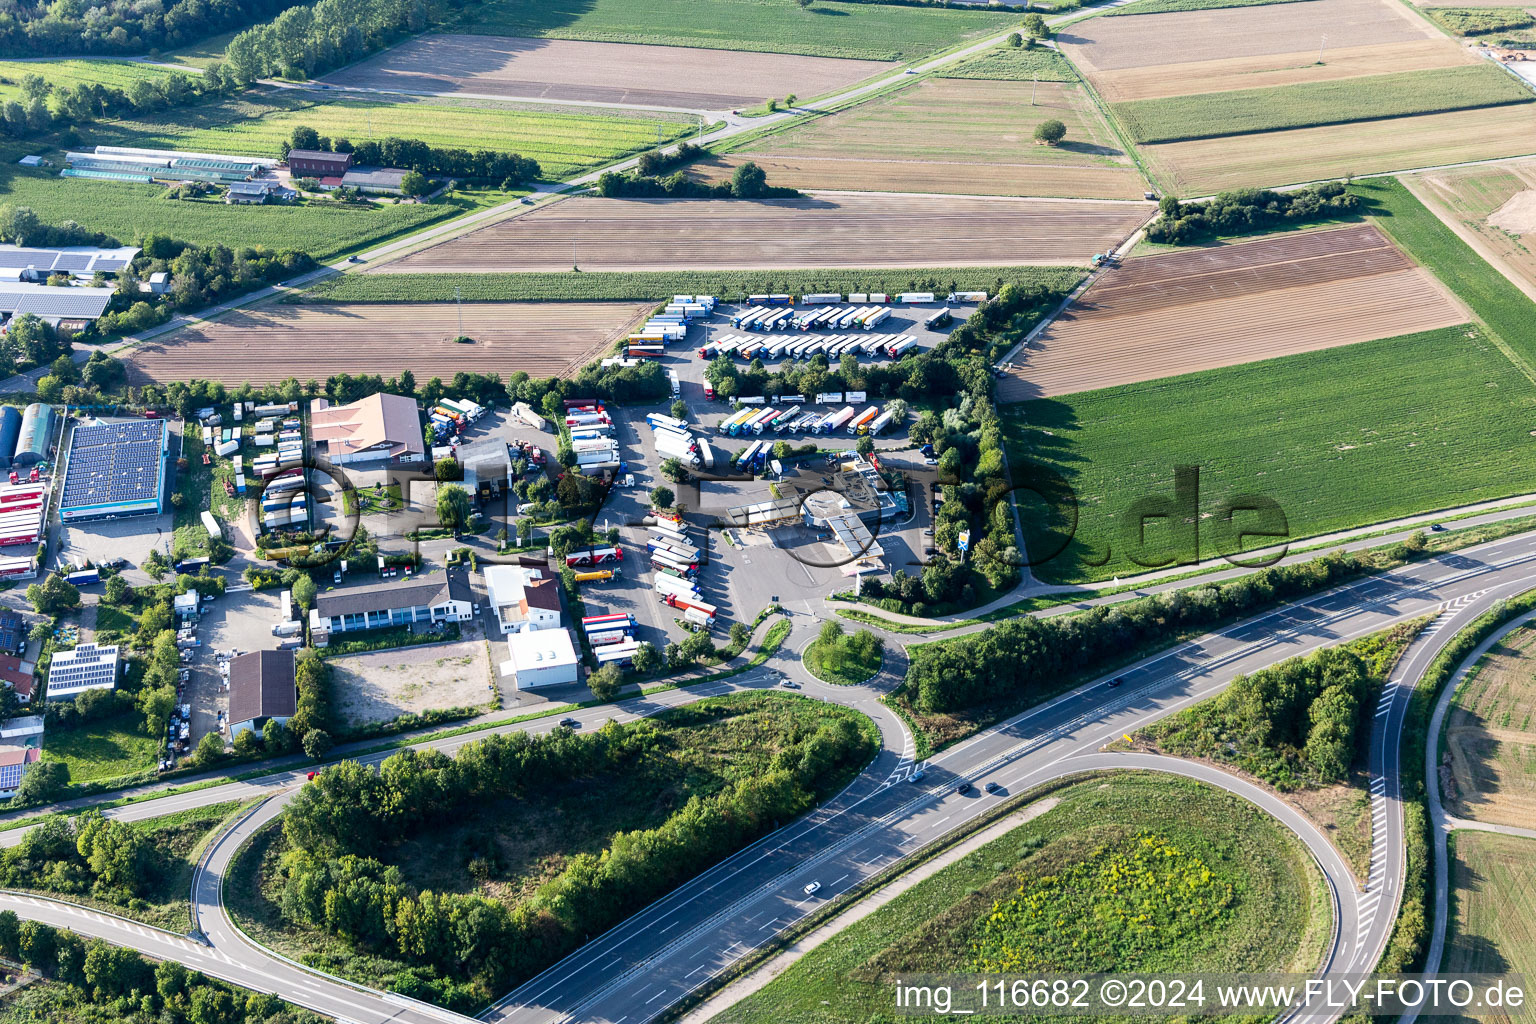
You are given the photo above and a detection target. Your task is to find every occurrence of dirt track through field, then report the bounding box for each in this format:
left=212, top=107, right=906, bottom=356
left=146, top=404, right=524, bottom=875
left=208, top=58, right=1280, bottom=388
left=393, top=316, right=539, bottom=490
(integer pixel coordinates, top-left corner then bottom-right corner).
left=120, top=301, right=651, bottom=385
left=322, top=34, right=893, bottom=110
left=379, top=193, right=1154, bottom=272
left=997, top=225, right=1468, bottom=400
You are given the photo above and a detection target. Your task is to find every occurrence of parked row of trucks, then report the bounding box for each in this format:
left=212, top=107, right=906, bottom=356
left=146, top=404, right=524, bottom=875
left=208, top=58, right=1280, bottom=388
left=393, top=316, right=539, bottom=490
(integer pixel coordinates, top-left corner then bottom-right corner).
left=649, top=512, right=715, bottom=627
left=645, top=412, right=715, bottom=471
left=564, top=401, right=624, bottom=477
left=698, top=333, right=917, bottom=362
left=718, top=402, right=896, bottom=438
left=429, top=397, right=486, bottom=438
left=623, top=296, right=717, bottom=357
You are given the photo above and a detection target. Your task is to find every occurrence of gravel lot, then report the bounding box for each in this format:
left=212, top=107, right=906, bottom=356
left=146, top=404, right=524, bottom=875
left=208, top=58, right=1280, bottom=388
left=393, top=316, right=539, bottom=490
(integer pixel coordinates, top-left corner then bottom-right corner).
left=330, top=638, right=494, bottom=727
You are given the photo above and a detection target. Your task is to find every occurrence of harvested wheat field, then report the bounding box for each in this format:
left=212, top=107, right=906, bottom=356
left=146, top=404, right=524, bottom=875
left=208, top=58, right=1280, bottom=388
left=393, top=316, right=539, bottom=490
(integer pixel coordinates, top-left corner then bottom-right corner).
left=1139, top=103, right=1536, bottom=193
left=380, top=193, right=1154, bottom=273
left=1058, top=0, right=1440, bottom=79
left=321, top=34, right=892, bottom=110
left=691, top=78, right=1144, bottom=199
left=121, top=301, right=650, bottom=385
left=997, top=224, right=1466, bottom=400
left=1090, top=39, right=1477, bottom=102
left=1409, top=158, right=1536, bottom=297
left=1442, top=626, right=1536, bottom=829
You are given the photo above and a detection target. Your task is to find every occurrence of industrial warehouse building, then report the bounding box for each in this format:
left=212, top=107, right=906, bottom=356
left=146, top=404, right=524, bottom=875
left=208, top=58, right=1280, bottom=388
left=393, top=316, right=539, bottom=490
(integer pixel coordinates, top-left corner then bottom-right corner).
left=58, top=419, right=169, bottom=522
left=309, top=569, right=475, bottom=641
left=227, top=650, right=296, bottom=739
left=46, top=642, right=118, bottom=700
left=499, top=629, right=580, bottom=689
left=0, top=283, right=115, bottom=328
left=309, top=393, right=424, bottom=466
left=12, top=403, right=51, bottom=467
left=0, top=243, right=140, bottom=282
left=286, top=149, right=352, bottom=178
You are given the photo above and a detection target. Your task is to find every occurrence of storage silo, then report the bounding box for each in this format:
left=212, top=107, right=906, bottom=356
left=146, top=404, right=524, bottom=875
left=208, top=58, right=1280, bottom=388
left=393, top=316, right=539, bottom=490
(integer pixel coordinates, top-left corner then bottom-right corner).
left=13, top=403, right=54, bottom=467
left=0, top=407, right=21, bottom=470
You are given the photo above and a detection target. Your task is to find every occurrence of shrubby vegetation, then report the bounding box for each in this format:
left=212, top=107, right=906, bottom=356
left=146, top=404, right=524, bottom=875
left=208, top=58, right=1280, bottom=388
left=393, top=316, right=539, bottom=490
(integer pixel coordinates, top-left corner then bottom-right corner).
left=267, top=702, right=874, bottom=1007
left=0, top=61, right=241, bottom=140
left=1145, top=182, right=1360, bottom=245
left=595, top=159, right=800, bottom=200
left=0, top=0, right=302, bottom=57
left=225, top=0, right=485, bottom=83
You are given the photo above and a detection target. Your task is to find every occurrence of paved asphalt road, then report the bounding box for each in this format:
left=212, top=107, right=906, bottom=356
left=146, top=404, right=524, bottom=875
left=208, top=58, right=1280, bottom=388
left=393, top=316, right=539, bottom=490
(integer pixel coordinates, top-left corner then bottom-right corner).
left=4, top=531, right=1536, bottom=1021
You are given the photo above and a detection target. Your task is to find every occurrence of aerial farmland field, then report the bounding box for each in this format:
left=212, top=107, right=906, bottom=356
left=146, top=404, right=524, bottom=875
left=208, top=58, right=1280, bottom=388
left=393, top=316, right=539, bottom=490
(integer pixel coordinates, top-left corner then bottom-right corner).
left=379, top=193, right=1154, bottom=273
left=454, top=0, right=1020, bottom=62
left=321, top=35, right=893, bottom=111
left=1407, top=158, right=1536, bottom=297
left=695, top=77, right=1145, bottom=199
left=1006, top=324, right=1536, bottom=585
left=119, top=301, right=651, bottom=385
left=87, top=89, right=696, bottom=180
left=1447, top=831, right=1536, bottom=1014
left=0, top=58, right=187, bottom=100
left=1442, top=627, right=1536, bottom=828
left=997, top=225, right=1466, bottom=400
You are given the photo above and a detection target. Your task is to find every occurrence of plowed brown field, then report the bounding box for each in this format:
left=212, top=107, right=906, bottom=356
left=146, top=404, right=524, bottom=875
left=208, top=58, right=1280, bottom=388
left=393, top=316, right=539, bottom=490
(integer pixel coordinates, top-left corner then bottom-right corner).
left=1408, top=158, right=1536, bottom=298
left=689, top=79, right=1145, bottom=199
left=380, top=193, right=1154, bottom=273
left=1091, top=40, right=1476, bottom=103
left=997, top=224, right=1467, bottom=400
left=1058, top=0, right=1438, bottom=76
left=121, top=302, right=650, bottom=385
left=320, top=35, right=892, bottom=110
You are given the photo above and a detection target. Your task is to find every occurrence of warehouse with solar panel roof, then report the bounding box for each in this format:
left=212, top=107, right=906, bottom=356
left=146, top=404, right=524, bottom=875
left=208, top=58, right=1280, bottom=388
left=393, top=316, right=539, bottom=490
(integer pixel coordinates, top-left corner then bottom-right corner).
left=58, top=418, right=170, bottom=522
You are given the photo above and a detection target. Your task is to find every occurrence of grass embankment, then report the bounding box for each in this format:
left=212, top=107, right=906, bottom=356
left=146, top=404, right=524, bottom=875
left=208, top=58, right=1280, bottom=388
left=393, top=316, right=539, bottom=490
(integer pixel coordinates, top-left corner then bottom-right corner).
left=1010, top=324, right=1536, bottom=586
left=295, top=266, right=1082, bottom=303
left=41, top=712, right=160, bottom=785
left=720, top=774, right=1330, bottom=1024
left=1114, top=66, right=1532, bottom=144
left=1442, top=627, right=1536, bottom=828
left=1424, top=7, right=1536, bottom=46
left=803, top=634, right=883, bottom=686
left=90, top=89, right=699, bottom=181
left=937, top=46, right=1078, bottom=82
left=456, top=0, right=1020, bottom=62
left=228, top=691, right=877, bottom=996
left=6, top=801, right=248, bottom=933
left=1357, top=177, right=1536, bottom=368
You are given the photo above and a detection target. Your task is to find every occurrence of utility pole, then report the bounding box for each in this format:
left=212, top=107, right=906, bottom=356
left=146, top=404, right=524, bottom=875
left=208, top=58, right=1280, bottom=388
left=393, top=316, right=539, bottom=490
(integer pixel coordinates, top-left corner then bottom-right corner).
left=1318, top=33, right=1326, bottom=63
left=1032, top=73, right=1038, bottom=106
left=454, top=285, right=463, bottom=339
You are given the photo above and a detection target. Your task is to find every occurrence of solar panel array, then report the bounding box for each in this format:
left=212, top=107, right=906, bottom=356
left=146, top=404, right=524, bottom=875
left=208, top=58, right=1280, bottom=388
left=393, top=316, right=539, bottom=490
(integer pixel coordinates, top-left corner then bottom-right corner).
left=46, top=643, right=118, bottom=696
left=0, top=244, right=141, bottom=275
left=0, top=285, right=115, bottom=319
left=60, top=420, right=165, bottom=513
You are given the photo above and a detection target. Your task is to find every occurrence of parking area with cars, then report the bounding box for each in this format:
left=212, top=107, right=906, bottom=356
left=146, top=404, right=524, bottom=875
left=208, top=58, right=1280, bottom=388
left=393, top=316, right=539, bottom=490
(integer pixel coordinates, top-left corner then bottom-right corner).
left=174, top=587, right=285, bottom=761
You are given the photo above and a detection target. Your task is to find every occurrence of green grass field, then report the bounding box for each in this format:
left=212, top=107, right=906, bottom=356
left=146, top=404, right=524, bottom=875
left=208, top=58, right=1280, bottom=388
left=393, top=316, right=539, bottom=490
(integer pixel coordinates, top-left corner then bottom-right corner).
left=455, top=0, right=1020, bottom=62
left=722, top=774, right=1328, bottom=1023
left=937, top=45, right=1078, bottom=81
left=1447, top=831, right=1536, bottom=1024
left=88, top=89, right=698, bottom=180
left=1113, top=65, right=1532, bottom=143
left=1357, top=178, right=1536, bottom=367
left=1104, top=0, right=1313, bottom=15
left=0, top=59, right=188, bottom=101
left=297, top=266, right=1081, bottom=303
left=1423, top=7, right=1534, bottom=36
left=1008, top=325, right=1536, bottom=585
left=40, top=711, right=159, bottom=784
left=803, top=637, right=882, bottom=686
left=0, top=151, right=476, bottom=262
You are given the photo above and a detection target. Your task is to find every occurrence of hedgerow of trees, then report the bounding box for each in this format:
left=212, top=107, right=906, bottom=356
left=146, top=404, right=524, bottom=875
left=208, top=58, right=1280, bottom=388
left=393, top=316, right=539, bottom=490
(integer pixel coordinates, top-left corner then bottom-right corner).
left=279, top=127, right=540, bottom=187
left=1146, top=182, right=1360, bottom=245
left=0, top=63, right=241, bottom=140
left=0, top=0, right=304, bottom=57
left=595, top=160, right=799, bottom=200
left=272, top=716, right=872, bottom=1007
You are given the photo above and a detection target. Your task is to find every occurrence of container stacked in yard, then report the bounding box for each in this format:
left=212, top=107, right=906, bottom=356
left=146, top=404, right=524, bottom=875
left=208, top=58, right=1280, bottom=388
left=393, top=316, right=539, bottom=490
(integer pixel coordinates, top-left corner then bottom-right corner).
left=0, top=481, right=47, bottom=547
left=564, top=546, right=622, bottom=568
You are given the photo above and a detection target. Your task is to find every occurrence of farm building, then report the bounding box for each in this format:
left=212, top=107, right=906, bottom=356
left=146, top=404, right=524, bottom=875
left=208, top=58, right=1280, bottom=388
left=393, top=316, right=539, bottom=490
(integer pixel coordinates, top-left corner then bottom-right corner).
left=339, top=167, right=410, bottom=195
left=287, top=149, right=352, bottom=178
left=0, top=244, right=140, bottom=281
left=0, top=746, right=39, bottom=798
left=0, top=481, right=47, bottom=548
left=226, top=180, right=297, bottom=205
left=0, top=407, right=20, bottom=470
left=227, top=649, right=296, bottom=740
left=11, top=404, right=51, bottom=468
left=484, top=565, right=562, bottom=634
left=0, top=283, right=116, bottom=326
left=45, top=642, right=119, bottom=700
left=309, top=568, right=475, bottom=639
left=58, top=418, right=170, bottom=522
left=499, top=628, right=580, bottom=689
left=310, top=393, right=425, bottom=466
left=0, top=655, right=34, bottom=703
left=64, top=146, right=267, bottom=185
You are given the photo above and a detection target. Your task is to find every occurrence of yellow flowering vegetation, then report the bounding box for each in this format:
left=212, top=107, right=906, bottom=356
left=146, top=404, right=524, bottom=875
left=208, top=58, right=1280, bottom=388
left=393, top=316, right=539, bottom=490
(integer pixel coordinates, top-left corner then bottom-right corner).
left=972, top=832, right=1236, bottom=972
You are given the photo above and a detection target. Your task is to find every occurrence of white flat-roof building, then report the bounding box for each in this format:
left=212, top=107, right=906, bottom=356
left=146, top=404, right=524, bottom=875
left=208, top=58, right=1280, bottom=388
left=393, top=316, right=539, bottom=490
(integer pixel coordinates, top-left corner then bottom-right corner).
left=46, top=642, right=118, bottom=700
left=484, top=564, right=562, bottom=634
left=499, top=629, right=579, bottom=689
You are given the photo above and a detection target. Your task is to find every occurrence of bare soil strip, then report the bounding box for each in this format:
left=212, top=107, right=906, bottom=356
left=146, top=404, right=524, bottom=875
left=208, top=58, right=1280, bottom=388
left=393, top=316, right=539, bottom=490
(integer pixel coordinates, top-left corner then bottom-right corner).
left=321, top=34, right=893, bottom=110
left=121, top=301, right=651, bottom=385
left=379, top=193, right=1155, bottom=272
left=1091, top=40, right=1477, bottom=103
left=997, top=225, right=1466, bottom=400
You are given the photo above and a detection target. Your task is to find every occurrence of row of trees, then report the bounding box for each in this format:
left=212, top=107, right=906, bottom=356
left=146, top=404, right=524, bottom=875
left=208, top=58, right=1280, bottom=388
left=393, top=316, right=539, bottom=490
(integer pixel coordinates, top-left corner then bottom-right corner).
left=0, top=910, right=324, bottom=1024
left=276, top=715, right=871, bottom=1004
left=1146, top=182, right=1361, bottom=245
left=0, top=0, right=303, bottom=57
left=280, top=126, right=540, bottom=186
left=1, top=811, right=157, bottom=901
left=905, top=547, right=1400, bottom=715
left=595, top=160, right=798, bottom=200
left=0, top=62, right=240, bottom=141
